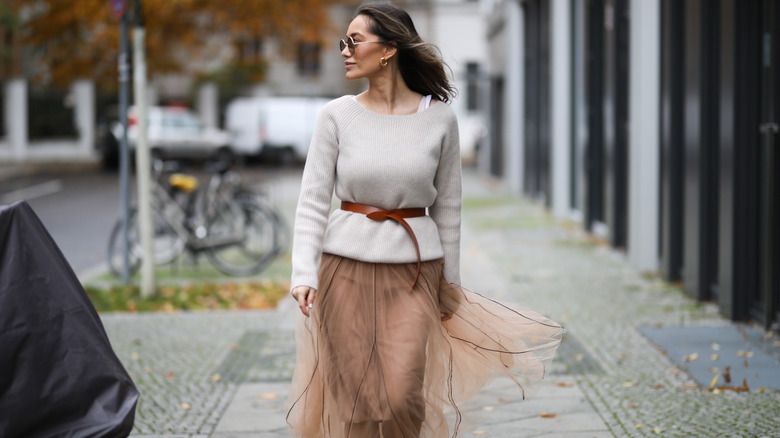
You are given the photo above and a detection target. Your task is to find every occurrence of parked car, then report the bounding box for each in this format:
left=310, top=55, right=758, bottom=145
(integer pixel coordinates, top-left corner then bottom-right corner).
left=225, top=96, right=330, bottom=164
left=101, top=106, right=233, bottom=167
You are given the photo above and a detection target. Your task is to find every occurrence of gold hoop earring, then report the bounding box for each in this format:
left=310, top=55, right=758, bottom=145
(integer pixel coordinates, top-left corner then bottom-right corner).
left=380, top=57, right=388, bottom=67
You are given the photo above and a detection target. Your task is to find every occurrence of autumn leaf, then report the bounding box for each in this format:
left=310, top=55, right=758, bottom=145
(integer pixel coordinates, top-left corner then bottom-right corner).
left=710, top=374, right=719, bottom=388
left=682, top=352, right=699, bottom=362
left=556, top=382, right=575, bottom=387
left=6, top=0, right=342, bottom=89
left=539, top=413, right=557, bottom=418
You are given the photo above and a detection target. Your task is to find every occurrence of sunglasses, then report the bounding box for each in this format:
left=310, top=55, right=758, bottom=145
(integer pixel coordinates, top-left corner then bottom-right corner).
left=339, top=36, right=382, bottom=55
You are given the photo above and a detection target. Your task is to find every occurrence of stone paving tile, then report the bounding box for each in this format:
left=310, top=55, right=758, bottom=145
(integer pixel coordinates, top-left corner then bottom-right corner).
left=101, top=311, right=283, bottom=437
left=98, top=169, right=780, bottom=437
left=459, top=176, right=780, bottom=438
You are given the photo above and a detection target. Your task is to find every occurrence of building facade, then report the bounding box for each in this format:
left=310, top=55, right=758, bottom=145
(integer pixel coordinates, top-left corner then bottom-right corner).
left=483, top=0, right=779, bottom=328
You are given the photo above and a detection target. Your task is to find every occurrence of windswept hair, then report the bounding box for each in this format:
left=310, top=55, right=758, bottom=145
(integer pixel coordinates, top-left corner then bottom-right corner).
left=355, top=2, right=457, bottom=103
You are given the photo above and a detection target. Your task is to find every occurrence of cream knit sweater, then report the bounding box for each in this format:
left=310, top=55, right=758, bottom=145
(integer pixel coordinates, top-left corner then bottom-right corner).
left=290, top=95, right=462, bottom=291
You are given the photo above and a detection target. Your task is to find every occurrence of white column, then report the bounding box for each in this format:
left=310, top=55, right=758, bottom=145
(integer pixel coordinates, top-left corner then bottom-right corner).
left=550, top=0, right=572, bottom=218
left=628, top=0, right=661, bottom=271
left=197, top=82, right=219, bottom=129
left=5, top=79, right=27, bottom=159
left=505, top=0, right=524, bottom=194
left=72, top=80, right=95, bottom=156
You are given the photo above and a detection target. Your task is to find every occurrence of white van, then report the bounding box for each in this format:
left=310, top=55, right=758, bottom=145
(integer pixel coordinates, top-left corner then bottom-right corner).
left=225, top=96, right=330, bottom=163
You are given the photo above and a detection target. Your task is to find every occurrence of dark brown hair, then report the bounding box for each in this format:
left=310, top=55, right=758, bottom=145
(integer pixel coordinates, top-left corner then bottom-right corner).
left=355, top=2, right=457, bottom=103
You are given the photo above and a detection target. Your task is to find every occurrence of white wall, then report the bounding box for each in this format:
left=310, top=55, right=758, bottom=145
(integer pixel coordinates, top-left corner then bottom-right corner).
left=504, top=0, right=524, bottom=193
left=0, top=79, right=97, bottom=162
left=549, top=0, right=572, bottom=219
left=628, top=0, right=661, bottom=272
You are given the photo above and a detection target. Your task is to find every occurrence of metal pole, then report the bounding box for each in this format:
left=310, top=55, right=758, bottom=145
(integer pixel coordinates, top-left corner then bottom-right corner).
left=132, top=0, right=155, bottom=297
left=118, top=10, right=131, bottom=284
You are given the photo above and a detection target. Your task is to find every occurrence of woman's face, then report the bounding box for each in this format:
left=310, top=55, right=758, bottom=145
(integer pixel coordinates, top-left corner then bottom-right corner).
left=342, top=14, right=387, bottom=80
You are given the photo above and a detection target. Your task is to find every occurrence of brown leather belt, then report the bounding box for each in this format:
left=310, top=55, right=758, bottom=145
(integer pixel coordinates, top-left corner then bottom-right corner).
left=341, top=201, right=426, bottom=290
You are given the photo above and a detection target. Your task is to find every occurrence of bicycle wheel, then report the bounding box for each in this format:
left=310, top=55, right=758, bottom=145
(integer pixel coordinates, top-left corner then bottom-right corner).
left=206, top=201, right=280, bottom=276
left=107, top=207, right=186, bottom=277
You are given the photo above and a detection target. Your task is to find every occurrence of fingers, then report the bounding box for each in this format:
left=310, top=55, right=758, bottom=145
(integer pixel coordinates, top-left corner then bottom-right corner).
left=291, top=286, right=316, bottom=317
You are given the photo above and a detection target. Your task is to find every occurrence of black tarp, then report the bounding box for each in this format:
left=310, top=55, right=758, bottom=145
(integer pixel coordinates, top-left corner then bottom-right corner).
left=0, top=201, right=138, bottom=437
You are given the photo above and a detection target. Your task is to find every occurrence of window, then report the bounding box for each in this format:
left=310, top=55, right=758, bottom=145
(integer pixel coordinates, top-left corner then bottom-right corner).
left=465, top=62, right=480, bottom=111
left=297, top=42, right=321, bottom=76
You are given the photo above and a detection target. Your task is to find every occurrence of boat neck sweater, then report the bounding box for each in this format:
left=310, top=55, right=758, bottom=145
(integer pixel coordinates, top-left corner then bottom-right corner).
left=290, top=95, right=462, bottom=291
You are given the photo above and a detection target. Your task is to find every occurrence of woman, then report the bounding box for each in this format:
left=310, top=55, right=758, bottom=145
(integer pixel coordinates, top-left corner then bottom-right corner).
left=286, top=3, right=563, bottom=437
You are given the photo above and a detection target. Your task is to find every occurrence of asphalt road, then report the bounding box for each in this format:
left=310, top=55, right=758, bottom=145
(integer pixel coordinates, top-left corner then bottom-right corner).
left=0, top=162, right=299, bottom=279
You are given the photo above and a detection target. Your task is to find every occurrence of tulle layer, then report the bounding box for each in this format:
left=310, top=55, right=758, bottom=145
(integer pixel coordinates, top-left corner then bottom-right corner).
left=286, top=254, right=564, bottom=438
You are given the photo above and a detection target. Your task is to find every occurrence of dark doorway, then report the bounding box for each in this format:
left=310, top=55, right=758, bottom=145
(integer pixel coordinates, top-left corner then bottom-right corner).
left=681, top=0, right=722, bottom=301
left=489, top=76, right=505, bottom=178
left=602, top=0, right=630, bottom=249
left=758, top=0, right=779, bottom=327
left=585, top=0, right=606, bottom=232
left=660, top=0, right=685, bottom=282
left=524, top=0, right=551, bottom=203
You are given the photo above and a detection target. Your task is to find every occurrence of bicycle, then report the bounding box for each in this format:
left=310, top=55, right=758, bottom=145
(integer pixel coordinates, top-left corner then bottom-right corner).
left=107, top=159, right=288, bottom=278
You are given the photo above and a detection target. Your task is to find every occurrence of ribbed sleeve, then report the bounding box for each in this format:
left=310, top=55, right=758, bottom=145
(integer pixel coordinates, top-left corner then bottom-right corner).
left=290, top=96, right=463, bottom=290
left=289, top=101, right=343, bottom=290
left=430, top=113, right=462, bottom=284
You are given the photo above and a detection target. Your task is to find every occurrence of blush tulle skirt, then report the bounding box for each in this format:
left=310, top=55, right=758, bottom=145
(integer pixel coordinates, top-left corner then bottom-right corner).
left=286, top=254, right=564, bottom=438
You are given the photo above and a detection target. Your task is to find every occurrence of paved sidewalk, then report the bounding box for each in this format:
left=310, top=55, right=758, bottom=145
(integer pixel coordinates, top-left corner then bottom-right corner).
left=95, top=168, right=779, bottom=437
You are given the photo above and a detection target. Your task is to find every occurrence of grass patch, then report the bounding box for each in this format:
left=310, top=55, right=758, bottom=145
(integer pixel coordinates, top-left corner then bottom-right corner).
left=84, top=280, right=290, bottom=313
left=462, top=196, right=517, bottom=210
left=468, top=215, right=552, bottom=230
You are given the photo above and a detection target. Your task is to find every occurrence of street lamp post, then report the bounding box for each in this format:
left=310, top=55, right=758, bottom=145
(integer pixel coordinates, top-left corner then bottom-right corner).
left=132, top=0, right=155, bottom=298
left=111, top=0, right=131, bottom=284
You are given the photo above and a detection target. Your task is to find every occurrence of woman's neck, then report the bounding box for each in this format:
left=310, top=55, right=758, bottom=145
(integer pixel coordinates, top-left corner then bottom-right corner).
left=359, top=70, right=421, bottom=115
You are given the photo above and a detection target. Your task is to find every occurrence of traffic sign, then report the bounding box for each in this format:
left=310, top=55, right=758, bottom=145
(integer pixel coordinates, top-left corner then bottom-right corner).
left=110, top=0, right=128, bottom=19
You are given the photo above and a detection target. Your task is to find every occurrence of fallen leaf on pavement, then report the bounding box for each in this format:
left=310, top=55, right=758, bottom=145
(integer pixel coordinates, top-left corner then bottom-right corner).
left=181, top=403, right=191, bottom=410
left=653, top=427, right=663, bottom=434
left=210, top=373, right=222, bottom=382
left=635, top=424, right=644, bottom=429
left=710, top=374, right=719, bottom=388
left=556, top=382, right=574, bottom=387
left=539, top=413, right=557, bottom=418
left=682, top=352, right=699, bottom=362
left=259, top=393, right=279, bottom=399
left=711, top=343, right=721, bottom=351
left=621, top=381, right=635, bottom=387
left=165, top=372, right=175, bottom=379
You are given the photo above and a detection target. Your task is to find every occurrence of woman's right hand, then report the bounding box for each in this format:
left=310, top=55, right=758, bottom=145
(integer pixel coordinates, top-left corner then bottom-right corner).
left=291, top=286, right=317, bottom=317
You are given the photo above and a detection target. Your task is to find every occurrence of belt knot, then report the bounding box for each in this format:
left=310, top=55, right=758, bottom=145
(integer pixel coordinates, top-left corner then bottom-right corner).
left=341, top=201, right=426, bottom=291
